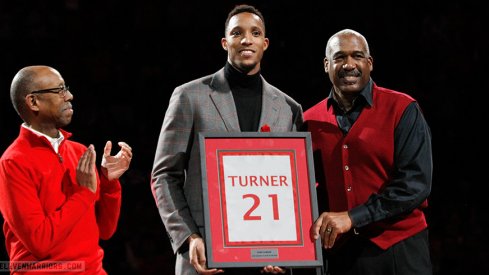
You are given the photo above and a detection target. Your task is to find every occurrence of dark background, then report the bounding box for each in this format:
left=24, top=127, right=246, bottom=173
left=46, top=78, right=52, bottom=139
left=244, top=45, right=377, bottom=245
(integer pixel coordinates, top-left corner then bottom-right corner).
left=1, top=0, right=487, bottom=274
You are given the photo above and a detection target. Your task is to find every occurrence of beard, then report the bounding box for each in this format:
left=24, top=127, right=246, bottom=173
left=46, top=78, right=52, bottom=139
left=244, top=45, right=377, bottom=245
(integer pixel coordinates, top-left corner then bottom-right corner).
left=232, top=59, right=259, bottom=75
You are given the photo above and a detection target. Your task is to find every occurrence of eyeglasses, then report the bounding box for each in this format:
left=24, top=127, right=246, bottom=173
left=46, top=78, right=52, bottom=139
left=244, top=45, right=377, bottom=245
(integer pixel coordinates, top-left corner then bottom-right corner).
left=30, top=85, right=70, bottom=98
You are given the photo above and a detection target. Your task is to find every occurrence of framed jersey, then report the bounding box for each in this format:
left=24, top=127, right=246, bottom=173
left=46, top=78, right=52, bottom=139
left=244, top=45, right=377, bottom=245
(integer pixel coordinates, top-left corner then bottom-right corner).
left=199, top=132, right=322, bottom=269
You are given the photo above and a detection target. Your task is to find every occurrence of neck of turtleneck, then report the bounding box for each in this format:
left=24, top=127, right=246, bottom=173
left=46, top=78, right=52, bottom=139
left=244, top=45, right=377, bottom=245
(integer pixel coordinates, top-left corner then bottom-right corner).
left=224, top=62, right=263, bottom=131
left=224, top=62, right=262, bottom=91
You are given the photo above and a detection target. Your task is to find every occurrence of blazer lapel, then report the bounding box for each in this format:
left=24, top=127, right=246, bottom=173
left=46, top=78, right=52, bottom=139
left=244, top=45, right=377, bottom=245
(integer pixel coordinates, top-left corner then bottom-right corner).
left=259, top=79, right=280, bottom=131
left=209, top=69, right=240, bottom=131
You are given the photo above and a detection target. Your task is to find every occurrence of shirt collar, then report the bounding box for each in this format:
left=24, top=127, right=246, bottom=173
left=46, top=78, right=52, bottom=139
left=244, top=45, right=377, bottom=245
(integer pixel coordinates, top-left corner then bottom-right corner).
left=326, top=78, right=374, bottom=109
left=22, top=123, right=64, bottom=153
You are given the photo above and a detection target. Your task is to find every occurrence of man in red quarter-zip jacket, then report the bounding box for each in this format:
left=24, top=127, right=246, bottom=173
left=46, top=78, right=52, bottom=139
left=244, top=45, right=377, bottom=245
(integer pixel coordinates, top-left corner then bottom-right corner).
left=0, top=65, right=133, bottom=274
left=304, top=29, right=433, bottom=275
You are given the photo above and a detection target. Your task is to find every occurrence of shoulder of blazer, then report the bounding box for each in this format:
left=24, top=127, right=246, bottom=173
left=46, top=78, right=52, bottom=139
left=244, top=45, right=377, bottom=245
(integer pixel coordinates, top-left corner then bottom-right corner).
left=262, top=76, right=301, bottom=108
left=176, top=73, right=215, bottom=91
left=175, top=68, right=228, bottom=92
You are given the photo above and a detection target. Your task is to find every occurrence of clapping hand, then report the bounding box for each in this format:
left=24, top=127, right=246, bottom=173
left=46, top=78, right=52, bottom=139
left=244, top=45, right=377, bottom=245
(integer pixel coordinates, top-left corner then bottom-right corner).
left=76, top=144, right=97, bottom=193
left=101, top=141, right=132, bottom=180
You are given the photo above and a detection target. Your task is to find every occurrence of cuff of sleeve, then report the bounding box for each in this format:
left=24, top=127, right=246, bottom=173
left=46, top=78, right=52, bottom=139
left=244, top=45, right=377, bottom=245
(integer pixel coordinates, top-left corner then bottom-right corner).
left=348, top=204, right=371, bottom=228
left=177, top=232, right=201, bottom=254
left=178, top=240, right=189, bottom=254
left=99, top=176, right=122, bottom=194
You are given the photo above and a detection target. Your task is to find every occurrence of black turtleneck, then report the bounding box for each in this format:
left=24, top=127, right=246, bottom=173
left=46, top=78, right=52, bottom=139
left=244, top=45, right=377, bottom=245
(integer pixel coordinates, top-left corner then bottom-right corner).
left=224, top=62, right=262, bottom=132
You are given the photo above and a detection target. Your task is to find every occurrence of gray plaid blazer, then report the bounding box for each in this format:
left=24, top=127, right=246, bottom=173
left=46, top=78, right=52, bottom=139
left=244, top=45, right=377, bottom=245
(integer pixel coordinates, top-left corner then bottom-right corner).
left=151, top=68, right=303, bottom=254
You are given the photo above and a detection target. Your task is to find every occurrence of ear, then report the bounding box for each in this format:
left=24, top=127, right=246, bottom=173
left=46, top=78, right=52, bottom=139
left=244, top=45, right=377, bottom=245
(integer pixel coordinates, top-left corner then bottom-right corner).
left=25, top=94, right=40, bottom=112
left=263, top=38, right=269, bottom=51
left=368, top=56, right=374, bottom=72
left=323, top=57, right=329, bottom=73
left=221, top=37, right=228, bottom=51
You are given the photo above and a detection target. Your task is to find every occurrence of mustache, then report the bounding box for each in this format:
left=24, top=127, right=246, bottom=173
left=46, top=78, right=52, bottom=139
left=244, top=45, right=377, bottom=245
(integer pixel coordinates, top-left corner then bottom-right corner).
left=339, top=69, right=361, bottom=78
left=63, top=103, right=73, bottom=110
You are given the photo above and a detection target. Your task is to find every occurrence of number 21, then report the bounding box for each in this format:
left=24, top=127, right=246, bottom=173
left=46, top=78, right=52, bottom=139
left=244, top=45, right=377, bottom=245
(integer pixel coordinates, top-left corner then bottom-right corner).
left=242, top=194, right=279, bottom=221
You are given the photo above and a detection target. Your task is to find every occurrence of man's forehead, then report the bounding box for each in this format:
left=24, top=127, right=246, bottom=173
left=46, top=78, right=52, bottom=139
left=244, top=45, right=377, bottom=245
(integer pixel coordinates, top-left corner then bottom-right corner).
left=227, top=12, right=264, bottom=29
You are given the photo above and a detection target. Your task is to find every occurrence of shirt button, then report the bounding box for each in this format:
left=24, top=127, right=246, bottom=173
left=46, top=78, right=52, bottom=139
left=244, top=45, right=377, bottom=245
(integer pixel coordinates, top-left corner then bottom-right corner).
left=347, top=186, right=352, bottom=192
left=343, top=144, right=348, bottom=149
left=345, top=165, right=349, bottom=171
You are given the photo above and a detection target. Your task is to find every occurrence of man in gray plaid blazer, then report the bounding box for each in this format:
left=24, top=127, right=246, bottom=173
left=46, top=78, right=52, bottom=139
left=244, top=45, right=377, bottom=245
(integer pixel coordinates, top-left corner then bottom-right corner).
left=151, top=5, right=303, bottom=274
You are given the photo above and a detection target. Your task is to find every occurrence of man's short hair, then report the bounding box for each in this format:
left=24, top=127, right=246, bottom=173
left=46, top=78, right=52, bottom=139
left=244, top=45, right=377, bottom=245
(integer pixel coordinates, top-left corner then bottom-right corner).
left=224, top=4, right=265, bottom=35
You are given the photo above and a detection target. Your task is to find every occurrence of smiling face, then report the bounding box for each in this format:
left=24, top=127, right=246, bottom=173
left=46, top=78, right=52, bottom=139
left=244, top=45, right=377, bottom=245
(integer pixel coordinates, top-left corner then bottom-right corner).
left=221, top=12, right=269, bottom=75
left=325, top=32, right=373, bottom=96
left=24, top=66, right=74, bottom=137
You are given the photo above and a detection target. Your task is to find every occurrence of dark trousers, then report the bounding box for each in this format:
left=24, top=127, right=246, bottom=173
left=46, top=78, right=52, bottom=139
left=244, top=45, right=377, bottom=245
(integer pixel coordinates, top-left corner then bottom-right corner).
left=325, top=229, right=432, bottom=275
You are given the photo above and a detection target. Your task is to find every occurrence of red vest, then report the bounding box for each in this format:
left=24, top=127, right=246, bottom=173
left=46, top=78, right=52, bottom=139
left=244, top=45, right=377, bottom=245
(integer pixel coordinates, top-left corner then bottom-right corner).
left=304, top=84, right=427, bottom=249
